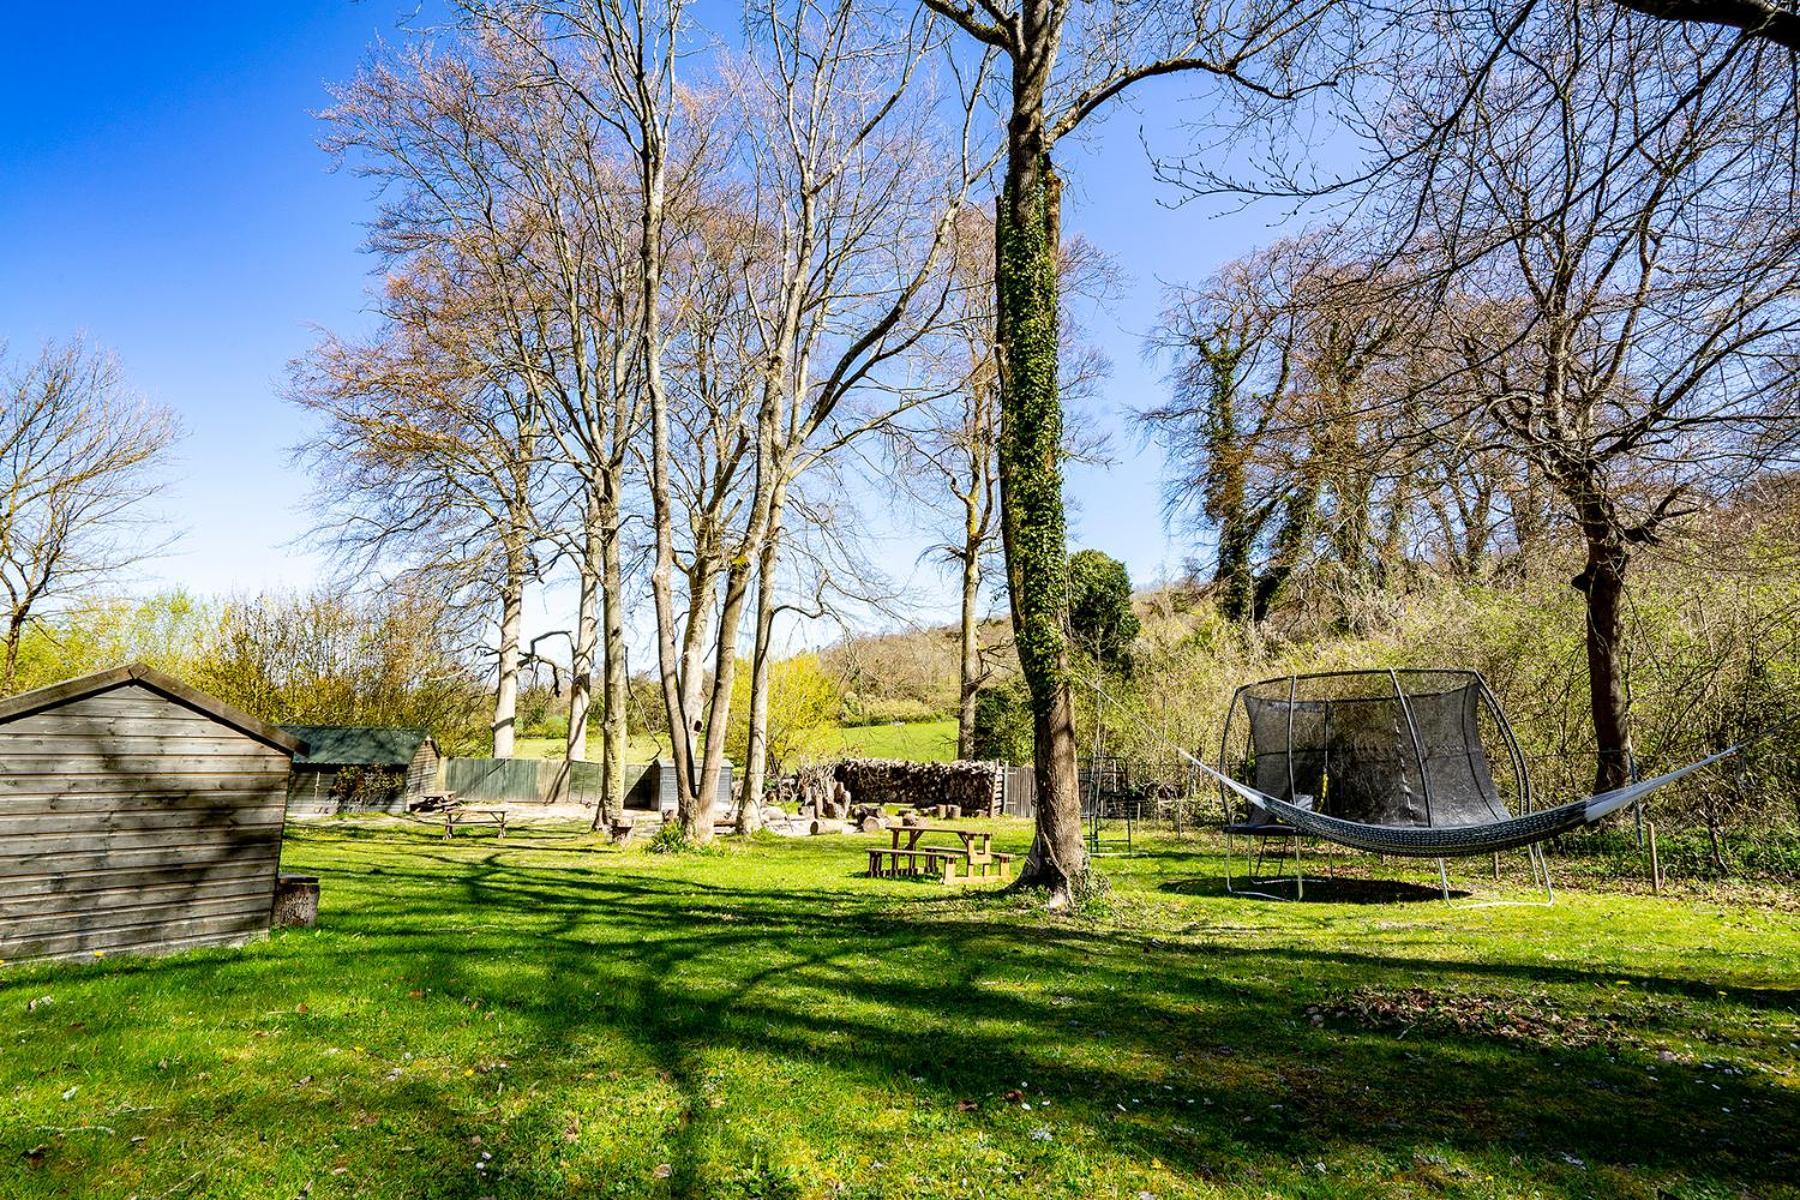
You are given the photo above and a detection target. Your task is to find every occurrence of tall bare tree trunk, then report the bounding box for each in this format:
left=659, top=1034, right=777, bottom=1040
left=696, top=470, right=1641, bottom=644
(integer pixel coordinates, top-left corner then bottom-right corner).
left=687, top=407, right=779, bottom=841
left=570, top=498, right=601, bottom=772
left=995, top=62, right=1085, bottom=905
left=678, top=564, right=714, bottom=763
left=956, top=530, right=983, bottom=760
left=688, top=558, right=754, bottom=840
left=492, top=548, right=527, bottom=758
left=2, top=616, right=23, bottom=692
left=599, top=481, right=628, bottom=826
left=739, top=481, right=788, bottom=831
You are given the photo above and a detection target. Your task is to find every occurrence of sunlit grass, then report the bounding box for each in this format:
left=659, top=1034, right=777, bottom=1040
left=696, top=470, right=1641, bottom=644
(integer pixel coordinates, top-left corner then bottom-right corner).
left=3, top=820, right=1796, bottom=1198
left=815, top=719, right=958, bottom=762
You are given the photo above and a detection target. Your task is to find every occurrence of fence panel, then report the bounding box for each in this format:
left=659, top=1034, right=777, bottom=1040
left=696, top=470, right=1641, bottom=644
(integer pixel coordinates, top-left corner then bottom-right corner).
left=439, top=757, right=666, bottom=808
left=1000, top=766, right=1036, bottom=818
left=442, top=757, right=549, bottom=803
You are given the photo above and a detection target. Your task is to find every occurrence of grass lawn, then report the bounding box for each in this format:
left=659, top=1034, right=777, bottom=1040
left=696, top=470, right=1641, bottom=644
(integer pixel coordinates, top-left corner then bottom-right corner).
left=816, top=718, right=958, bottom=762
left=4, top=822, right=1797, bottom=1199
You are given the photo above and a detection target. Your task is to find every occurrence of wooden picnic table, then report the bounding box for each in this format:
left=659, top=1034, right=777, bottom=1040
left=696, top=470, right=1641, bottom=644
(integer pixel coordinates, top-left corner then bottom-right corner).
left=870, top=823, right=1010, bottom=883
left=410, top=790, right=459, bottom=813
left=889, top=824, right=993, bottom=862
left=441, top=802, right=507, bottom=840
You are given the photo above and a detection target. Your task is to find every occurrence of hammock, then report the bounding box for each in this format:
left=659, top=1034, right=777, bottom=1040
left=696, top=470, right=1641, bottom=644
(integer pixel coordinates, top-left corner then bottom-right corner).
left=1191, top=746, right=1741, bottom=858
left=1081, top=667, right=1750, bottom=863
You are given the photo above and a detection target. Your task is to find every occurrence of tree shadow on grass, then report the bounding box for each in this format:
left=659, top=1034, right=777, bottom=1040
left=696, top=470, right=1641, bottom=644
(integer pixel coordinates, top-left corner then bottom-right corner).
left=14, top=825, right=1798, bottom=1198
left=1160, top=876, right=1468, bottom=904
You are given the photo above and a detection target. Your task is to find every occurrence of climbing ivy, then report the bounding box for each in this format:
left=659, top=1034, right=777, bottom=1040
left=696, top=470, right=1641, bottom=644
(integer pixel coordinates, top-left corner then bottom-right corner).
left=995, top=163, right=1069, bottom=724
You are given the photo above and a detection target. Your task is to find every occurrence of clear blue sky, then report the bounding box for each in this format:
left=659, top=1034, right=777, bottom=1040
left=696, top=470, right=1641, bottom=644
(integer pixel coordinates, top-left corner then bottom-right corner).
left=0, top=2, right=1260, bottom=632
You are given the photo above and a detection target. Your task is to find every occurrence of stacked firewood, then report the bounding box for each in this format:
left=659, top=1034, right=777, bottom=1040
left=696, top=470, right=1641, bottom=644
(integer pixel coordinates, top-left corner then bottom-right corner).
left=827, top=759, right=1002, bottom=817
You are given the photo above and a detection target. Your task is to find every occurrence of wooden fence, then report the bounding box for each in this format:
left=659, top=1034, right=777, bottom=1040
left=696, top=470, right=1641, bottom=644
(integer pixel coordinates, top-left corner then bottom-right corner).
left=999, top=765, right=1036, bottom=818
left=441, top=758, right=648, bottom=807
left=438, top=757, right=732, bottom=811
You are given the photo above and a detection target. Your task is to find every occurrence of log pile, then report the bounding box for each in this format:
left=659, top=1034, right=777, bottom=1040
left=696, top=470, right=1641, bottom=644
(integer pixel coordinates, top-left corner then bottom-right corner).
left=765, top=758, right=1004, bottom=835
left=828, top=759, right=1002, bottom=817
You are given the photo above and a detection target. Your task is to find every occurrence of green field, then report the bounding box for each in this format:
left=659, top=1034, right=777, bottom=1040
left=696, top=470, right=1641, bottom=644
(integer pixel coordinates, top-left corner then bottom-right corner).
left=513, top=719, right=960, bottom=766
left=816, top=718, right=958, bottom=762
left=4, top=822, right=1797, bottom=1199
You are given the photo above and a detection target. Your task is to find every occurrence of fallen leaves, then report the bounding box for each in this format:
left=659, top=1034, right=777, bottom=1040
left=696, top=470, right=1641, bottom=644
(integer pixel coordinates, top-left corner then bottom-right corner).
left=1315, top=986, right=1654, bottom=1050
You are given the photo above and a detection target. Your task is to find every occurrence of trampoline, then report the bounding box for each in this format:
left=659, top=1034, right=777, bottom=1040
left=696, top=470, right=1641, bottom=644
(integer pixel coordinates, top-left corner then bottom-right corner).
left=1200, top=666, right=1745, bottom=902
left=1216, top=668, right=1545, bottom=900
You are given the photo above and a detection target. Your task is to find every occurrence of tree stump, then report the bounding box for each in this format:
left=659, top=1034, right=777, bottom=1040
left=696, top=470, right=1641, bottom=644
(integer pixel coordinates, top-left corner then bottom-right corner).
left=272, top=874, right=320, bottom=928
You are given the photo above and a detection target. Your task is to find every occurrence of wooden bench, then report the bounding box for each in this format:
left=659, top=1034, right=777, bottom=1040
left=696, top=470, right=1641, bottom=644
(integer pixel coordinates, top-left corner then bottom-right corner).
left=410, top=790, right=458, bottom=814
left=443, top=804, right=507, bottom=840
left=866, top=846, right=1014, bottom=884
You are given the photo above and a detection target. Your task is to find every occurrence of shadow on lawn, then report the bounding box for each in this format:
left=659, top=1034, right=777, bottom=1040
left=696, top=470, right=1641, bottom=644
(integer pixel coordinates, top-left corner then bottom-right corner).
left=1158, top=876, right=1468, bottom=903
left=30, top=825, right=1800, bottom=1198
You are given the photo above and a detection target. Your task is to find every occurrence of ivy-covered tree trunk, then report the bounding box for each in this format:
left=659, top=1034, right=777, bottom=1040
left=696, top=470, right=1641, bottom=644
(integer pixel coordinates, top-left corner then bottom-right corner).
left=995, top=95, right=1086, bottom=905
left=1199, top=342, right=1254, bottom=621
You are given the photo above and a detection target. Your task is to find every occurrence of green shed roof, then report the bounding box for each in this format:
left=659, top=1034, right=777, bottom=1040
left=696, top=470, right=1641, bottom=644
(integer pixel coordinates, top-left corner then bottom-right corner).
left=281, top=725, right=436, bottom=768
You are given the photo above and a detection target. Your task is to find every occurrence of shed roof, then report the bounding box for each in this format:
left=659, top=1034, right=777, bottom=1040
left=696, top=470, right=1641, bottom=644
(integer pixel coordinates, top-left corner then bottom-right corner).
left=0, top=663, right=305, bottom=754
left=280, top=725, right=437, bottom=768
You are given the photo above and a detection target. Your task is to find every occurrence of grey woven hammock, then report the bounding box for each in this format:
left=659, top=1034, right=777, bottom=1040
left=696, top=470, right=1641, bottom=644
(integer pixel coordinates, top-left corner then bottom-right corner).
left=1199, top=669, right=1740, bottom=859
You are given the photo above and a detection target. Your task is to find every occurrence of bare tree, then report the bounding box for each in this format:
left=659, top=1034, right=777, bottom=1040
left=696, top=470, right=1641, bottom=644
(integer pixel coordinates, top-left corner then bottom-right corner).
left=1387, top=0, right=1800, bottom=789
left=292, top=253, right=547, bottom=757
left=0, top=339, right=179, bottom=690
left=717, top=0, right=991, bottom=834
left=473, top=0, right=708, bottom=829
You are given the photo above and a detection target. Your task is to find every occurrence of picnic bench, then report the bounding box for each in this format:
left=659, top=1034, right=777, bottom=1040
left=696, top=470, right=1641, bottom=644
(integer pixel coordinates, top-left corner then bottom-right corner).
left=867, top=824, right=1012, bottom=883
left=409, top=790, right=458, bottom=813
left=441, top=802, right=507, bottom=840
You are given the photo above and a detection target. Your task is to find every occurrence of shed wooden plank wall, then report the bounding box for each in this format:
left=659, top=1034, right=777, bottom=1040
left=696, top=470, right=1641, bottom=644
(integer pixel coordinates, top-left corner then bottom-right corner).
left=0, top=683, right=290, bottom=963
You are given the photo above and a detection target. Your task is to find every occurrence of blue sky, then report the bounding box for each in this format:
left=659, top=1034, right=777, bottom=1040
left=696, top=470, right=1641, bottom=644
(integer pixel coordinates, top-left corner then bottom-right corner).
left=0, top=2, right=1263, bottom=639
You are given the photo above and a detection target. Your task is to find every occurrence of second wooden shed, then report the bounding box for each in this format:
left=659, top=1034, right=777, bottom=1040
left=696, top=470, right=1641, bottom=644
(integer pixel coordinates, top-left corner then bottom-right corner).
left=280, top=725, right=441, bottom=817
left=0, top=663, right=302, bottom=964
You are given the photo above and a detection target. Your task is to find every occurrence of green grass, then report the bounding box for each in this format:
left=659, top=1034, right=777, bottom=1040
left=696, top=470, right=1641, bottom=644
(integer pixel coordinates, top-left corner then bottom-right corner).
left=4, top=823, right=1797, bottom=1199
left=816, top=718, right=958, bottom=762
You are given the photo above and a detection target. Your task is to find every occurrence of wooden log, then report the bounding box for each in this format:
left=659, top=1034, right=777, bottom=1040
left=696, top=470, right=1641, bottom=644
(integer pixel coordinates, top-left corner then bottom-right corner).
left=272, top=874, right=320, bottom=927
left=810, top=818, right=853, bottom=836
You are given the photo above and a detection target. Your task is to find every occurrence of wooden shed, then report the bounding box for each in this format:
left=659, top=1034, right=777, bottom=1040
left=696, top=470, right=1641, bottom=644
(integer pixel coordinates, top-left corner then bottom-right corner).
left=0, top=663, right=302, bottom=964
left=280, top=725, right=441, bottom=817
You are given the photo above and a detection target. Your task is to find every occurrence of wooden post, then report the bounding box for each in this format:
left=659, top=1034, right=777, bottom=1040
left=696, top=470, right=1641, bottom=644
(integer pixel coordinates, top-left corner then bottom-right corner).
left=1648, top=821, right=1662, bottom=895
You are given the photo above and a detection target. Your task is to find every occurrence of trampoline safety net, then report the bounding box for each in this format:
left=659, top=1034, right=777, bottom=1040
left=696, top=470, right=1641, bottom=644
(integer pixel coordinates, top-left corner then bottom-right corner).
left=1227, top=670, right=1526, bottom=831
